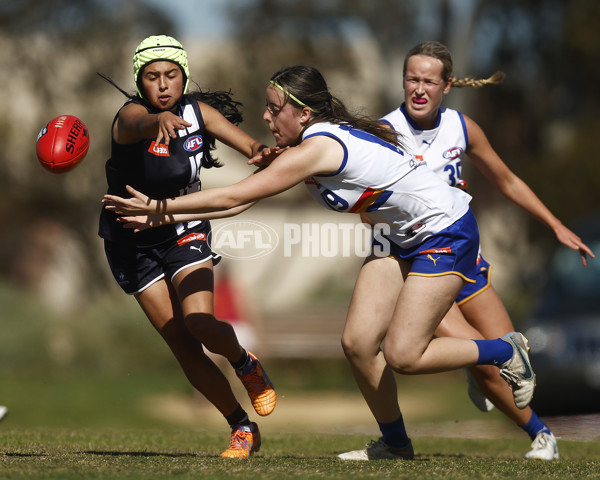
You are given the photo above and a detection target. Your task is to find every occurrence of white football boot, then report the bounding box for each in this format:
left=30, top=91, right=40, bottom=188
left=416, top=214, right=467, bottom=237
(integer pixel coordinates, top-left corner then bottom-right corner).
left=525, top=432, right=559, bottom=460
left=338, top=438, right=414, bottom=460
left=466, top=369, right=495, bottom=412
left=0, top=406, right=7, bottom=421
left=499, top=332, right=536, bottom=409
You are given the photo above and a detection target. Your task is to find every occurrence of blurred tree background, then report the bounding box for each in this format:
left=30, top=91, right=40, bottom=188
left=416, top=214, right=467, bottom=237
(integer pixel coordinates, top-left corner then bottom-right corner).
left=0, top=0, right=599, bottom=373
left=222, top=0, right=600, bottom=271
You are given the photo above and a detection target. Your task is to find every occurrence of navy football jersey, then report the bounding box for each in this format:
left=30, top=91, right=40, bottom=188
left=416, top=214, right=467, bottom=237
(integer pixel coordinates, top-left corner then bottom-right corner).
left=99, top=96, right=209, bottom=247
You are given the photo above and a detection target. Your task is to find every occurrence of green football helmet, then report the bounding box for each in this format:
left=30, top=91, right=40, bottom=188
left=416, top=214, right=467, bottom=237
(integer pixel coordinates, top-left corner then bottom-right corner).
left=133, top=35, right=190, bottom=98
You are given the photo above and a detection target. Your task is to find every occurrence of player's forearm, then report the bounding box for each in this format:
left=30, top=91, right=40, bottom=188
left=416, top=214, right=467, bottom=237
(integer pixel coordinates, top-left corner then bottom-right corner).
left=166, top=202, right=256, bottom=221
left=498, top=177, right=562, bottom=230
left=159, top=187, right=245, bottom=215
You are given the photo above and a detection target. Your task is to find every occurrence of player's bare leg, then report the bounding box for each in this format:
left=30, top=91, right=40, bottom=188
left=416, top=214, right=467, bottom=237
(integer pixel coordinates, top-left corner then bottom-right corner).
left=173, top=263, right=276, bottom=417
left=136, top=278, right=241, bottom=416
left=383, top=274, right=479, bottom=374
left=339, top=255, right=413, bottom=460
left=342, top=255, right=403, bottom=424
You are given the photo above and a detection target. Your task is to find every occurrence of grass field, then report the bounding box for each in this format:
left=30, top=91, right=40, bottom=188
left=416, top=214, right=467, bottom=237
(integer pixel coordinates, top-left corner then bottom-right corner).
left=2, top=428, right=600, bottom=480
left=1, top=372, right=599, bottom=479
left=1, top=286, right=599, bottom=478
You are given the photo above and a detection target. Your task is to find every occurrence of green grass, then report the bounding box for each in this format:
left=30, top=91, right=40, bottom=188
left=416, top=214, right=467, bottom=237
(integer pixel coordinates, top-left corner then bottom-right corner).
left=0, top=373, right=599, bottom=479
left=1, top=284, right=599, bottom=478
left=1, top=428, right=599, bottom=479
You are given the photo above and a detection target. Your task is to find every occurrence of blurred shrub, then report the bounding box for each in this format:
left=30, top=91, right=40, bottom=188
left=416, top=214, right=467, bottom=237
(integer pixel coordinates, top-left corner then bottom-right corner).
left=0, top=281, right=177, bottom=377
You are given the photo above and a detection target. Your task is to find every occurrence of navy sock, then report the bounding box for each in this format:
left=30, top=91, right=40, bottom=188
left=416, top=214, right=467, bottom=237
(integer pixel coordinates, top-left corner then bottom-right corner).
left=474, top=338, right=513, bottom=366
left=378, top=415, right=410, bottom=448
left=231, top=348, right=250, bottom=372
left=225, top=404, right=250, bottom=429
left=521, top=410, right=551, bottom=440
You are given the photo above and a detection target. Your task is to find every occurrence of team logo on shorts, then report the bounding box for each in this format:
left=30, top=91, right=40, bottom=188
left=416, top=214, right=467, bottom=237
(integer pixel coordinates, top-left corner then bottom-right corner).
left=419, top=247, right=452, bottom=268
left=427, top=254, right=441, bottom=266
left=116, top=271, right=130, bottom=286
left=419, top=247, right=452, bottom=255
left=177, top=232, right=207, bottom=247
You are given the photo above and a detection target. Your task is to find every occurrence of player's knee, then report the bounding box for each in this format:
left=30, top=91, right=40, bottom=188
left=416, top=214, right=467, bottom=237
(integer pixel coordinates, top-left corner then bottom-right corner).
left=184, top=312, right=218, bottom=340
left=341, top=331, right=370, bottom=362
left=384, top=347, right=420, bottom=374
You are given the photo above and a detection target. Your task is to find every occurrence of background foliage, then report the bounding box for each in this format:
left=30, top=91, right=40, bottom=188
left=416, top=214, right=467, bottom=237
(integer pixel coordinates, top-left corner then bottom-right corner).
left=0, top=0, right=599, bottom=372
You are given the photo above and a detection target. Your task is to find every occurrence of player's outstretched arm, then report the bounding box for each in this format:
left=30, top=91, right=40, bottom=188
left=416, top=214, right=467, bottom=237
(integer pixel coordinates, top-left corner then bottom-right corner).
left=465, top=115, right=595, bottom=266
left=103, top=135, right=342, bottom=216
left=117, top=202, right=257, bottom=232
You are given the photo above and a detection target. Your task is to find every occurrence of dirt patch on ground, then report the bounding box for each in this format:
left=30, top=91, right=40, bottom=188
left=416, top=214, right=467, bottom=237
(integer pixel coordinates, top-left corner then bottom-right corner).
left=140, top=391, right=600, bottom=442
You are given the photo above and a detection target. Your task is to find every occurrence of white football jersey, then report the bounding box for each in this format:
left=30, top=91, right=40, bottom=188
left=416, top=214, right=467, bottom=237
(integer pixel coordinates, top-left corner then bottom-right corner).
left=301, top=122, right=471, bottom=249
left=381, top=104, right=468, bottom=188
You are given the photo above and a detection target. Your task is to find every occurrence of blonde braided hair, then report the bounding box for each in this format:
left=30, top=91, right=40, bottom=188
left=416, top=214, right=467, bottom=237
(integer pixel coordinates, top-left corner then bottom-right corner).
left=404, top=41, right=505, bottom=89
left=450, top=71, right=505, bottom=88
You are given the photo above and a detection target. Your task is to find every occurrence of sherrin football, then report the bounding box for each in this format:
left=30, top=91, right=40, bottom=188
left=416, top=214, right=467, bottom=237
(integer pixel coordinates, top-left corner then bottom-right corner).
left=36, top=115, right=90, bottom=173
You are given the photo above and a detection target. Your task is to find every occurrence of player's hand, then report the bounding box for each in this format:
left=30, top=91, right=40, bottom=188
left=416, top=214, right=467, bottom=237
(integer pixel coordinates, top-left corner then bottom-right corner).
left=248, top=145, right=289, bottom=168
left=117, top=214, right=170, bottom=232
left=103, top=185, right=162, bottom=215
left=156, top=112, right=192, bottom=145
left=554, top=224, right=595, bottom=266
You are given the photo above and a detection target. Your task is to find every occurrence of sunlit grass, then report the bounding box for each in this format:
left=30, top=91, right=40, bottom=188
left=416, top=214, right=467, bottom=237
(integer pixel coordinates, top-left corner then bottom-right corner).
left=1, top=283, right=599, bottom=478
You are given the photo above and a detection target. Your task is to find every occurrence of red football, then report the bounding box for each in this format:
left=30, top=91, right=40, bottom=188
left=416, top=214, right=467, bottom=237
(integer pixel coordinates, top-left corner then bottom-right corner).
left=36, top=115, right=90, bottom=173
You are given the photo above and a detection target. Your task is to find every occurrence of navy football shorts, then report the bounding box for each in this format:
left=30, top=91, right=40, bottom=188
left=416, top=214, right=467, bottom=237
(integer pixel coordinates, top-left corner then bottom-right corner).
left=104, top=222, right=221, bottom=295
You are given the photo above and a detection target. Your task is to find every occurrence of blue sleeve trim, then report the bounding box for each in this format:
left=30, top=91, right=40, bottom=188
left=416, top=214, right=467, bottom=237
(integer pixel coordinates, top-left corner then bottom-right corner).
left=457, top=111, right=469, bottom=148
left=303, top=131, right=348, bottom=177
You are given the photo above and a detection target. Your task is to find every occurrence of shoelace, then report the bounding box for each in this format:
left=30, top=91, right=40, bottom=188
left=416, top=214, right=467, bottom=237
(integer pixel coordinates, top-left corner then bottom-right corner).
left=241, top=368, right=270, bottom=393
left=532, top=434, right=548, bottom=449
left=227, top=430, right=252, bottom=450
left=366, top=439, right=384, bottom=449
left=499, top=368, right=523, bottom=385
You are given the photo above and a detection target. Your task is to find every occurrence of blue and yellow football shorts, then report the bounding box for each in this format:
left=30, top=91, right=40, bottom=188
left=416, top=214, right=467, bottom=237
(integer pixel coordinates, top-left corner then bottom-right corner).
left=455, top=255, right=492, bottom=305
left=375, top=209, right=480, bottom=284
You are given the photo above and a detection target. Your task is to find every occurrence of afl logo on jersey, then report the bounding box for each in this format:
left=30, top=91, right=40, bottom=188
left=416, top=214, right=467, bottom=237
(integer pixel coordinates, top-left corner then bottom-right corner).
left=443, top=146, right=463, bottom=160
left=184, top=135, right=203, bottom=152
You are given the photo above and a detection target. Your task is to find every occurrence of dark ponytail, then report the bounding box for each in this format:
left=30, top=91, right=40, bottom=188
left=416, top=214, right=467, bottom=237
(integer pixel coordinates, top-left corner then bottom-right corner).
left=270, top=65, right=402, bottom=148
